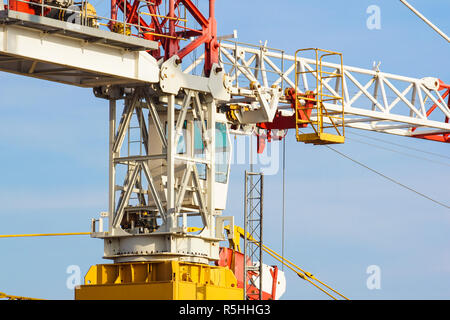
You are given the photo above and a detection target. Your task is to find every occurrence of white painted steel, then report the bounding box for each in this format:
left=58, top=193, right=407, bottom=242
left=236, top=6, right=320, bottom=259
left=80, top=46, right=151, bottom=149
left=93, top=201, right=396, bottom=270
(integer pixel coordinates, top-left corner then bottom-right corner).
left=251, top=263, right=286, bottom=300
left=399, top=0, right=450, bottom=43
left=183, top=41, right=450, bottom=138
left=0, top=16, right=160, bottom=87
left=1, top=12, right=448, bottom=270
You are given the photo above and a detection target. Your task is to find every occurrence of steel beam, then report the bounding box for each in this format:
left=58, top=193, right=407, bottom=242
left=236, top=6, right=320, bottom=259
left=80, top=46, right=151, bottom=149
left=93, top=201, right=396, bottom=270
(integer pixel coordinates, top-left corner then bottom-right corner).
left=0, top=11, right=159, bottom=87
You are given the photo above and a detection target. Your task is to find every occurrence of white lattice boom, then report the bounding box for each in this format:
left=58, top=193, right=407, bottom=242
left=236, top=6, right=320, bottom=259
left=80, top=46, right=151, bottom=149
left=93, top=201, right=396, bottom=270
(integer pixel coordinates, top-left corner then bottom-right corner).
left=185, top=41, right=450, bottom=143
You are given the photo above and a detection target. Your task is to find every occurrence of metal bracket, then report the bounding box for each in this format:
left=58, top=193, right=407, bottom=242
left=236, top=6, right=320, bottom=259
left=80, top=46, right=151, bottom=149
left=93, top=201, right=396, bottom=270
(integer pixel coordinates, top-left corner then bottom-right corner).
left=160, top=55, right=231, bottom=101
left=422, top=77, right=440, bottom=91
left=238, top=84, right=282, bottom=124
left=216, top=216, right=234, bottom=240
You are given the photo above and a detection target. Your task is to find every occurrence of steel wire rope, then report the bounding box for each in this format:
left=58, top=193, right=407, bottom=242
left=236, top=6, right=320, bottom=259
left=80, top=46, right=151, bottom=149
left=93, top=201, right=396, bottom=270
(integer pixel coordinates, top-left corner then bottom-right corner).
left=345, top=136, right=450, bottom=168
left=324, top=145, right=450, bottom=210
left=347, top=130, right=450, bottom=161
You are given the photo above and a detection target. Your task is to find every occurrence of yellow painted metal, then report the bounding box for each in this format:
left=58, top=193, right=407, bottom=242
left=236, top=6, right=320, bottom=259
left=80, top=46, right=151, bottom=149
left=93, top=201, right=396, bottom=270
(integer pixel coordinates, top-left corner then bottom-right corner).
left=186, top=226, right=203, bottom=233
left=296, top=132, right=345, bottom=145
left=224, top=225, right=247, bottom=253
left=295, top=48, right=345, bottom=145
left=0, top=232, right=90, bottom=238
left=112, top=22, right=131, bottom=36
left=75, top=261, right=243, bottom=300
left=225, top=104, right=250, bottom=122
left=0, top=291, right=43, bottom=300
left=225, top=225, right=349, bottom=300
left=139, top=11, right=188, bottom=22
left=82, top=3, right=99, bottom=28
left=0, top=227, right=347, bottom=300
left=142, top=31, right=188, bottom=41
left=260, top=243, right=349, bottom=300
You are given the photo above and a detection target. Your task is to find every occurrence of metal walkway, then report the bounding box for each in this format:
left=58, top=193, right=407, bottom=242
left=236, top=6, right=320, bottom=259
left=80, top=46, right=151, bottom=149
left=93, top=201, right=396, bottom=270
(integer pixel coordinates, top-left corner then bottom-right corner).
left=0, top=10, right=160, bottom=87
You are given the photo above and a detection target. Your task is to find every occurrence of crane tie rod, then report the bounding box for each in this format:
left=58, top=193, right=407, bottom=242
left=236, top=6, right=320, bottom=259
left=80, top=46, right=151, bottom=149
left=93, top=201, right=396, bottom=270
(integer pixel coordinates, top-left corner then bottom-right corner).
left=254, top=241, right=349, bottom=300
left=0, top=232, right=90, bottom=238
left=0, top=291, right=44, bottom=300
left=2, top=230, right=348, bottom=300
left=399, top=0, right=450, bottom=43
left=242, top=229, right=349, bottom=300
left=0, top=232, right=89, bottom=300
left=258, top=243, right=349, bottom=300
left=325, top=145, right=450, bottom=210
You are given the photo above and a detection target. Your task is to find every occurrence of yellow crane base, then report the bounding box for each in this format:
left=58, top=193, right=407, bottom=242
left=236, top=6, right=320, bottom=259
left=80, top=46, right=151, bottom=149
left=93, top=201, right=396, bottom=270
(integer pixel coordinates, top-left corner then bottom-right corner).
left=74, top=260, right=243, bottom=300
left=296, top=132, right=345, bottom=145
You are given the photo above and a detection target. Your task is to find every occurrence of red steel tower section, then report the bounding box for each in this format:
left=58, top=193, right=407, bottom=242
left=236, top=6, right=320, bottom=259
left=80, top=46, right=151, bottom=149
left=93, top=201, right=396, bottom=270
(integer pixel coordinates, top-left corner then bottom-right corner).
left=110, top=0, right=219, bottom=76
left=412, top=80, right=450, bottom=143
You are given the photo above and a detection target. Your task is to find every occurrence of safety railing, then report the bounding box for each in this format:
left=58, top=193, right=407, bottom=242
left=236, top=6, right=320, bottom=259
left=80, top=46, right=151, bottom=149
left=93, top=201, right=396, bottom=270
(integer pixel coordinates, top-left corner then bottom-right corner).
left=2, top=0, right=190, bottom=39
left=8, top=0, right=103, bottom=28
left=294, top=48, right=345, bottom=145
left=137, top=6, right=188, bottom=40
left=218, top=39, right=288, bottom=92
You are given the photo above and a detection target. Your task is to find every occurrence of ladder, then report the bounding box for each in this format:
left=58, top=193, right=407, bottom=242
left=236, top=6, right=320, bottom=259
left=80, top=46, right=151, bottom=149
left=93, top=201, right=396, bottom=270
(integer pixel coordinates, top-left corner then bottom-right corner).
left=295, top=48, right=345, bottom=145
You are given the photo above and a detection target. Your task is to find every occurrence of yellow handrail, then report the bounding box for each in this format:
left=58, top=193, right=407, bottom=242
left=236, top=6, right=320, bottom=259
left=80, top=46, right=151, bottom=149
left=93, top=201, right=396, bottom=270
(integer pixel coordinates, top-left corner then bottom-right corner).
left=139, top=11, right=187, bottom=22
left=294, top=48, right=345, bottom=145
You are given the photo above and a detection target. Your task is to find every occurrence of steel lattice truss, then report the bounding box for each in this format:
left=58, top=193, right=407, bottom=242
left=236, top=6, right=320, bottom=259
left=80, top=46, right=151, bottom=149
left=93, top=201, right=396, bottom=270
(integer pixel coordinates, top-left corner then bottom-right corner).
left=244, top=171, right=263, bottom=300
left=102, top=86, right=220, bottom=263
left=186, top=41, right=450, bottom=143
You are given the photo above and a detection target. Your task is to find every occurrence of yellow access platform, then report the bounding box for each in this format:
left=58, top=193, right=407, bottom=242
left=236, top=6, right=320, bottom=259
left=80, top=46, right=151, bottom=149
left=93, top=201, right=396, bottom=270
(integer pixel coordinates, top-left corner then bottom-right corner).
left=295, top=48, right=345, bottom=145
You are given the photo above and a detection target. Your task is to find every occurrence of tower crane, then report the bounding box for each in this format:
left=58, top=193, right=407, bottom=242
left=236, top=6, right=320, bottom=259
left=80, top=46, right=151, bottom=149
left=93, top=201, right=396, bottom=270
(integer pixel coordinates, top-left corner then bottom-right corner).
left=0, top=0, right=448, bottom=300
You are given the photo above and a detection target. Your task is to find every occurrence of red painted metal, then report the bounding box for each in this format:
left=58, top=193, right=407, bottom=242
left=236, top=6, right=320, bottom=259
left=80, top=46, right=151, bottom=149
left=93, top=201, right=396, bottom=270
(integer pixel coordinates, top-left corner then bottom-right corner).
left=270, top=266, right=278, bottom=300
left=411, top=80, right=450, bottom=143
left=438, top=79, right=450, bottom=91
left=111, top=0, right=218, bottom=76
left=8, top=0, right=40, bottom=15
left=217, top=247, right=278, bottom=300
left=254, top=82, right=450, bottom=148
left=257, top=134, right=266, bottom=154
left=255, top=89, right=315, bottom=153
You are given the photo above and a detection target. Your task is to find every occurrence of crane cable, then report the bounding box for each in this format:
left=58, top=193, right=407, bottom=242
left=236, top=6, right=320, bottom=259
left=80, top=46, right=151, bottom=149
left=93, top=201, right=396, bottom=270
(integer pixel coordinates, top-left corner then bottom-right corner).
left=239, top=227, right=349, bottom=300
left=262, top=249, right=337, bottom=300
left=296, top=127, right=450, bottom=210
left=347, top=131, right=450, bottom=161
left=399, top=0, right=450, bottom=43
left=325, top=145, right=450, bottom=210
left=346, top=136, right=450, bottom=168
left=0, top=291, right=43, bottom=300
left=258, top=242, right=349, bottom=300
left=278, top=133, right=348, bottom=299
left=0, top=232, right=90, bottom=301
left=1, top=230, right=349, bottom=300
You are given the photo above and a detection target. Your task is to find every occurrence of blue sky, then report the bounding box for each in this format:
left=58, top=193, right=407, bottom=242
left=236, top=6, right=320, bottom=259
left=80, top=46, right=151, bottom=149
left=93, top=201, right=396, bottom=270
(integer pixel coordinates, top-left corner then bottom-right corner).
left=0, top=0, right=449, bottom=300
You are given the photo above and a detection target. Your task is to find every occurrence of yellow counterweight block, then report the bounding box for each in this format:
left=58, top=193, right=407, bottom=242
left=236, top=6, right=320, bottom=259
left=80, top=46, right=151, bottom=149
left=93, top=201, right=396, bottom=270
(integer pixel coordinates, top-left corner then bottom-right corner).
left=75, top=261, right=243, bottom=300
